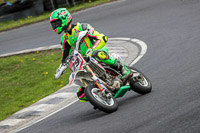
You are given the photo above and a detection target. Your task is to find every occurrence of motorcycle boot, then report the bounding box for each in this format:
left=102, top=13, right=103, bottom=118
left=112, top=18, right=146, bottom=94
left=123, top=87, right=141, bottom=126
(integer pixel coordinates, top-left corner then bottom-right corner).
left=112, top=60, right=132, bottom=81
left=77, top=86, right=88, bottom=102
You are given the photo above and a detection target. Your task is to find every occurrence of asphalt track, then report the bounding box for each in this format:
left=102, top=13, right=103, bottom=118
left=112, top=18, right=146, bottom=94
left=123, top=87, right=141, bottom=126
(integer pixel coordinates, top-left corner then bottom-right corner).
left=1, top=0, right=200, bottom=133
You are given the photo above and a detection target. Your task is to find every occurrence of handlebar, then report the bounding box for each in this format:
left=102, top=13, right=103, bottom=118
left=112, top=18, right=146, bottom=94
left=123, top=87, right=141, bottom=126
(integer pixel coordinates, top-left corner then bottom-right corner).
left=75, top=30, right=88, bottom=51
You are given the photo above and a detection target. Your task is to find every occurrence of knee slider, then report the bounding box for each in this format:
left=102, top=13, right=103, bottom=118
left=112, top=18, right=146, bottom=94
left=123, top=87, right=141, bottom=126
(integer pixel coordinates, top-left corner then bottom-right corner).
left=98, top=51, right=109, bottom=60
left=92, top=50, right=108, bottom=60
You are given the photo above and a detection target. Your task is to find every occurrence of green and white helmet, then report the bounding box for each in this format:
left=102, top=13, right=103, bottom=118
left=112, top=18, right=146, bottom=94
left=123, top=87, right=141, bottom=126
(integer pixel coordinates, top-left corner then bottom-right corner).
left=50, top=8, right=72, bottom=34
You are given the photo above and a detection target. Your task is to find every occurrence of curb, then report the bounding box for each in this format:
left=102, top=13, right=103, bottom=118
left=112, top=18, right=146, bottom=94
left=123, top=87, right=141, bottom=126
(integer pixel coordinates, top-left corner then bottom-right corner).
left=0, top=45, right=61, bottom=58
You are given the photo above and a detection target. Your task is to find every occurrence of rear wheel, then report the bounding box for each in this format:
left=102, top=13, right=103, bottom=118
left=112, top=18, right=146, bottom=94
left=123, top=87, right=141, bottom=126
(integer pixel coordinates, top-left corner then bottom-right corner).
left=85, top=85, right=118, bottom=113
left=129, top=67, right=152, bottom=94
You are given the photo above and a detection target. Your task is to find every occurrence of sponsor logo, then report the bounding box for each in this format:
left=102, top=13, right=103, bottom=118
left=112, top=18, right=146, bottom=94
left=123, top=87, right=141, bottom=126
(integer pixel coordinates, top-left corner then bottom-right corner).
left=60, top=11, right=66, bottom=15
left=74, top=30, right=80, bottom=37
left=89, top=27, right=94, bottom=34
left=67, top=14, right=71, bottom=19
left=65, top=34, right=69, bottom=40
left=92, top=40, right=101, bottom=49
left=86, top=49, right=92, bottom=56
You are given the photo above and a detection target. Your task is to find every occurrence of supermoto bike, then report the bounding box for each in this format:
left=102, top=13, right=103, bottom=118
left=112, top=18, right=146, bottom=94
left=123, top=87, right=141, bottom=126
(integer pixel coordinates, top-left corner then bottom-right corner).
left=57, top=31, right=152, bottom=113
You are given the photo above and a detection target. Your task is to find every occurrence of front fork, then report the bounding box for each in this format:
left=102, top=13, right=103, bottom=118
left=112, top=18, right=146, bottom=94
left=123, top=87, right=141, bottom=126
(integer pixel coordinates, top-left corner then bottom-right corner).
left=81, top=65, right=112, bottom=99
left=84, top=65, right=106, bottom=92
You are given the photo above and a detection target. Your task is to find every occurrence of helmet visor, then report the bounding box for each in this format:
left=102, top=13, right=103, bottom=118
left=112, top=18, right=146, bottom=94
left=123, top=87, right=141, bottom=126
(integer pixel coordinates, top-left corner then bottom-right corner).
left=51, top=19, right=62, bottom=30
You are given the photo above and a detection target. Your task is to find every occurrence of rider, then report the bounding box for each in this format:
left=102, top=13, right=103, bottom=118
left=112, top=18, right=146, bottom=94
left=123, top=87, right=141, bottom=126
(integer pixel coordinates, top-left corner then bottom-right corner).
left=50, top=8, right=132, bottom=102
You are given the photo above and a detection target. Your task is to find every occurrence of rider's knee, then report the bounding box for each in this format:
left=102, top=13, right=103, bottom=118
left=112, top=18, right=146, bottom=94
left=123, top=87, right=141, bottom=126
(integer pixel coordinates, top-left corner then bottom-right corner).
left=92, top=50, right=109, bottom=60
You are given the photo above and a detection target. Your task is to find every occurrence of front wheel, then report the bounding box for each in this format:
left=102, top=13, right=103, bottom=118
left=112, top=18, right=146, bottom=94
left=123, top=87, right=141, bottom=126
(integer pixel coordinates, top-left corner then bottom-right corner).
left=85, top=85, right=118, bottom=113
left=129, top=67, right=152, bottom=95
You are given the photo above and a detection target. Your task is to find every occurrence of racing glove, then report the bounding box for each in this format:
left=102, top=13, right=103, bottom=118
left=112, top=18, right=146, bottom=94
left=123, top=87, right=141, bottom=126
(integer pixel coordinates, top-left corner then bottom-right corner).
left=55, top=64, right=67, bottom=79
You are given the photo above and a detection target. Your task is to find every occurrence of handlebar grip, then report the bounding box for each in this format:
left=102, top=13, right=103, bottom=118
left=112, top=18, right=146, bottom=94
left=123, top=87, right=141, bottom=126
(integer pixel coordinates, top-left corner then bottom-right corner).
left=55, top=65, right=67, bottom=79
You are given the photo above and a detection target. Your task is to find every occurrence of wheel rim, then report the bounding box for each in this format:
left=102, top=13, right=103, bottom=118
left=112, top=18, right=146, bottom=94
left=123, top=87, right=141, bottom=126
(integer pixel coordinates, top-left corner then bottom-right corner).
left=131, top=70, right=149, bottom=87
left=91, top=88, right=114, bottom=106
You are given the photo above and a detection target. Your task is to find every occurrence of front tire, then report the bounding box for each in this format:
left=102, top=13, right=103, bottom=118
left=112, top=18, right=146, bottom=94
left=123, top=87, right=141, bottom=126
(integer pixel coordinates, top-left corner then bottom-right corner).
left=85, top=85, right=118, bottom=113
left=129, top=67, right=152, bottom=95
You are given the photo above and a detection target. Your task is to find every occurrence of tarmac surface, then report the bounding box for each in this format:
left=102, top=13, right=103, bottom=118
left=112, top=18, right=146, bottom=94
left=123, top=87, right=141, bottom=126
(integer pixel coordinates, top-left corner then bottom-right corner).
left=0, top=0, right=200, bottom=132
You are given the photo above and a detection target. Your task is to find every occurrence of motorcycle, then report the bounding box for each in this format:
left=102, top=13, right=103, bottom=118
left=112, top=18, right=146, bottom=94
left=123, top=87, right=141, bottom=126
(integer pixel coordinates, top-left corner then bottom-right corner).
left=56, top=31, right=152, bottom=113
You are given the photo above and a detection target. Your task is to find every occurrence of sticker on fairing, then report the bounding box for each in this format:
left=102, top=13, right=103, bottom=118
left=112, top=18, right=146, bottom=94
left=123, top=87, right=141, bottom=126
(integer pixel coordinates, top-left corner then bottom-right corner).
left=89, top=27, right=94, bottom=34
left=86, top=49, right=92, bottom=56
left=69, top=73, right=75, bottom=85
left=92, top=40, right=101, bottom=49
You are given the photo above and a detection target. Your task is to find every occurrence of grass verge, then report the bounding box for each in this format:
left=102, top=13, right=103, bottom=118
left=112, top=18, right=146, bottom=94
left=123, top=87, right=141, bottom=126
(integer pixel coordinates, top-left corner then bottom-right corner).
left=0, top=0, right=15, bottom=4
left=0, top=49, right=71, bottom=121
left=0, top=0, right=112, bottom=32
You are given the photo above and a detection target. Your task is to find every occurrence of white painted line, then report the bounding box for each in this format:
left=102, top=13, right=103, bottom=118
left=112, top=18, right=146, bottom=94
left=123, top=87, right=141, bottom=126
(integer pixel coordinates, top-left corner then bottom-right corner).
left=12, top=37, right=147, bottom=133
left=110, top=37, right=131, bottom=41
left=107, top=46, right=125, bottom=50
left=109, top=49, right=127, bottom=53
left=129, top=39, right=147, bottom=67
left=0, top=44, right=61, bottom=57
left=13, top=99, right=79, bottom=133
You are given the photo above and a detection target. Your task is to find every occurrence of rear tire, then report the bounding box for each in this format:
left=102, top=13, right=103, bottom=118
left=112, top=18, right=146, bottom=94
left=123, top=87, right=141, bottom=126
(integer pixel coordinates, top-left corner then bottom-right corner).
left=85, top=85, right=118, bottom=113
left=129, top=67, right=152, bottom=95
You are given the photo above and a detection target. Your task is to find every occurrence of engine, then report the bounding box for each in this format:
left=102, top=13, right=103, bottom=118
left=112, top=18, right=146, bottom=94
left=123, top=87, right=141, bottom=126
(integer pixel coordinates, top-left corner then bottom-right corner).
left=88, top=59, right=122, bottom=91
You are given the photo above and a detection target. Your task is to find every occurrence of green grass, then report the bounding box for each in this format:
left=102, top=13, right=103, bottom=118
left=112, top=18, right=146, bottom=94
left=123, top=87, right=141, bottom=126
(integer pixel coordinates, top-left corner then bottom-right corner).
left=0, top=0, right=112, bottom=32
left=0, top=0, right=16, bottom=4
left=0, top=49, right=71, bottom=121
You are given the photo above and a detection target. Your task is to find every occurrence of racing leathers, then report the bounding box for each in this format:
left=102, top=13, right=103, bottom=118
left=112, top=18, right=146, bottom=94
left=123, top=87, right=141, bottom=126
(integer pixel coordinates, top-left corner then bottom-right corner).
left=58, top=22, right=131, bottom=102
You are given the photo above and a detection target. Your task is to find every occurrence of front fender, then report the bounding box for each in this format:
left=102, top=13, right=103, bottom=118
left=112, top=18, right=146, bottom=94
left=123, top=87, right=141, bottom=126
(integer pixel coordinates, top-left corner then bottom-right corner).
left=70, top=70, right=93, bottom=86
